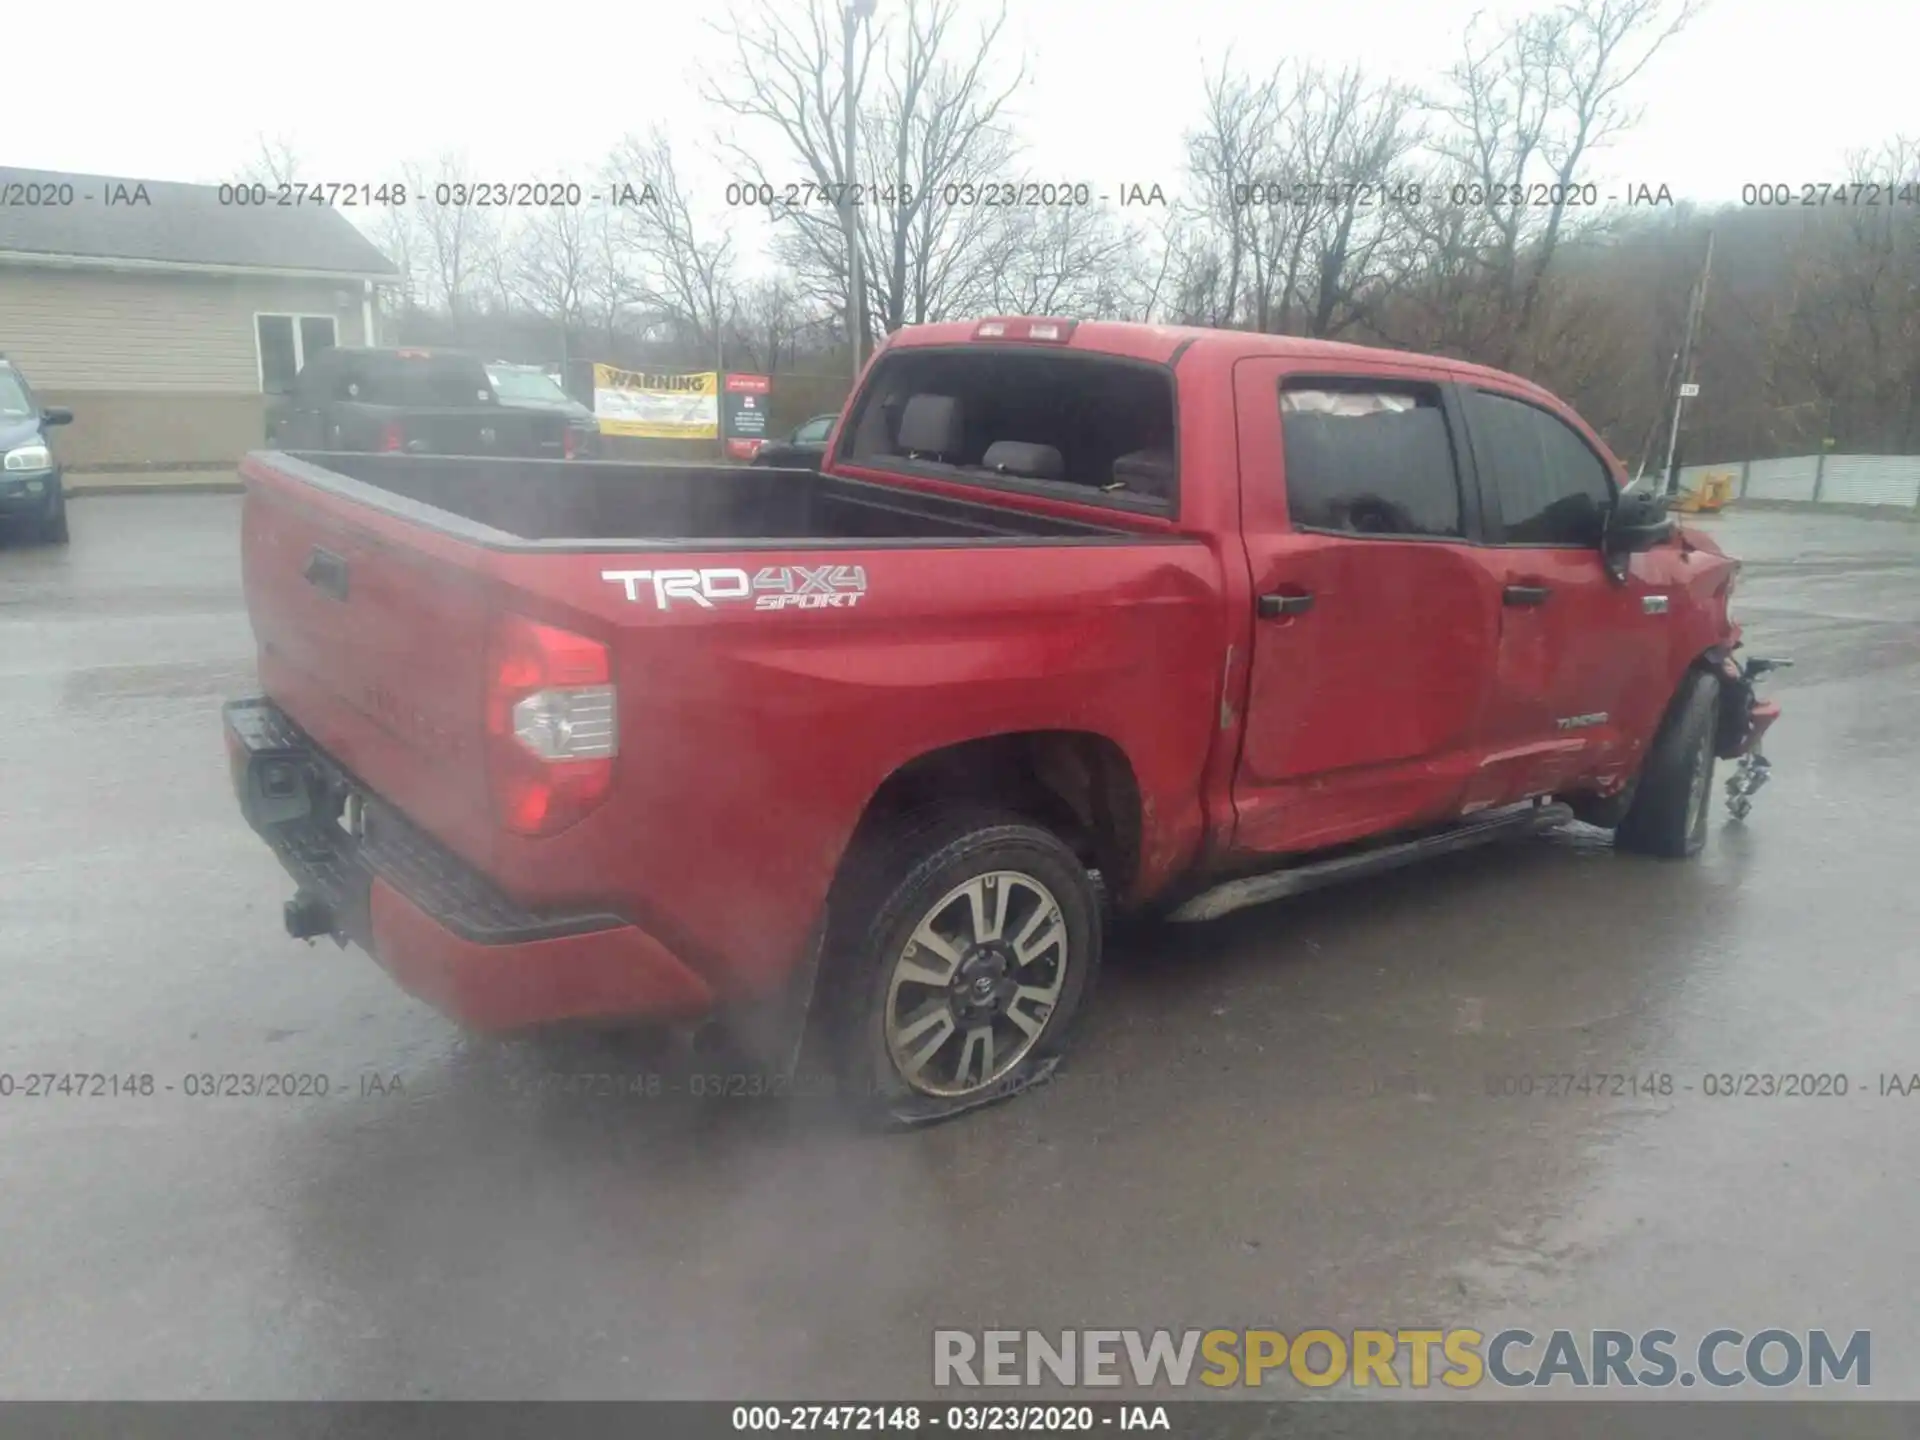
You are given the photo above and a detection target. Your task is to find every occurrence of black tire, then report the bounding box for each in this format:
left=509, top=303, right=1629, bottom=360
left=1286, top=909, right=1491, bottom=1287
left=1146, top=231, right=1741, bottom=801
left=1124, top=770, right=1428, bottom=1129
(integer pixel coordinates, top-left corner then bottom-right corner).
left=39, top=500, right=69, bottom=546
left=820, top=808, right=1102, bottom=1126
left=1616, top=669, right=1721, bottom=858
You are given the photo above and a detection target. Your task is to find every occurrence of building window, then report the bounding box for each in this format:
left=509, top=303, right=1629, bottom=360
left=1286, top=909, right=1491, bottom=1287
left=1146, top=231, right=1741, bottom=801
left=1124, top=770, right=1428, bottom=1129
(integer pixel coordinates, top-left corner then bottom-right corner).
left=256, top=314, right=338, bottom=394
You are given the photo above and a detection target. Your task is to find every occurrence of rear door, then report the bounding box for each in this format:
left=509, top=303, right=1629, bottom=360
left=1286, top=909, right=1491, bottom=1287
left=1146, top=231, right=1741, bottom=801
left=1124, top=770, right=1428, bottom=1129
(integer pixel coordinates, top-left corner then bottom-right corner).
left=1230, top=360, right=1504, bottom=855
left=1454, top=383, right=1666, bottom=803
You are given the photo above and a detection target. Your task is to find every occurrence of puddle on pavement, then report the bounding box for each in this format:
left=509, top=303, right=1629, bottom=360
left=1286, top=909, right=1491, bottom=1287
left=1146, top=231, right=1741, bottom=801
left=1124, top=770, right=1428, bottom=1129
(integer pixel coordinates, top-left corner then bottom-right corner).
left=61, top=659, right=259, bottom=712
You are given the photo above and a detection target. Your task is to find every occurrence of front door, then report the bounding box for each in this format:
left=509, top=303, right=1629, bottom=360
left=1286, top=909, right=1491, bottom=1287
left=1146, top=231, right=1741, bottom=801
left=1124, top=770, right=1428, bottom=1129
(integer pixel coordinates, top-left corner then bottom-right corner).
left=1230, top=360, right=1504, bottom=856
left=1455, top=384, right=1672, bottom=805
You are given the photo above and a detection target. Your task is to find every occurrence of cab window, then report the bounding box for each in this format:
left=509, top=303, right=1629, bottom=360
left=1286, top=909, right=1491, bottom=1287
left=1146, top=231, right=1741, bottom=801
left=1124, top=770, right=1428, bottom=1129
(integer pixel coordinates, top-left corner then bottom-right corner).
left=1465, top=389, right=1615, bottom=546
left=1278, top=381, right=1466, bottom=539
left=842, top=348, right=1177, bottom=512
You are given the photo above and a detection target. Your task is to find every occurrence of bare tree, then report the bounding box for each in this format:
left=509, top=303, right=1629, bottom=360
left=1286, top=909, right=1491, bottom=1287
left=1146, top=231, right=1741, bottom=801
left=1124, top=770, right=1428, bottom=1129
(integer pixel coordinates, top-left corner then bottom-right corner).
left=1176, top=59, right=1423, bottom=338
left=1180, top=60, right=1283, bottom=328
left=403, top=154, right=504, bottom=331
left=581, top=203, right=645, bottom=359
left=1291, top=70, right=1426, bottom=338
left=234, top=133, right=302, bottom=187
left=1770, top=137, right=1920, bottom=452
left=726, top=276, right=834, bottom=373
left=706, top=0, right=1023, bottom=347
left=704, top=0, right=881, bottom=352
left=1425, top=0, right=1701, bottom=367
left=977, top=203, right=1144, bottom=317
left=603, top=130, right=737, bottom=362
left=511, top=204, right=597, bottom=363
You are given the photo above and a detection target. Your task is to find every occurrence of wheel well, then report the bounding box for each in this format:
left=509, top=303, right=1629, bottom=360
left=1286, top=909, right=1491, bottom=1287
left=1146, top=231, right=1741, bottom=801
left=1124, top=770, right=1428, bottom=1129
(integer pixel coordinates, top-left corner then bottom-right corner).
left=850, top=732, right=1143, bottom=896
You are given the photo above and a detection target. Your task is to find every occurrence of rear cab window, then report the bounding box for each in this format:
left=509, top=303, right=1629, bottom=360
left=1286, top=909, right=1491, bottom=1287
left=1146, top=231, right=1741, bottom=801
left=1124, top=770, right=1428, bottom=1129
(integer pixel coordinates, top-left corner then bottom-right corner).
left=1277, top=380, right=1466, bottom=539
left=838, top=347, right=1178, bottom=515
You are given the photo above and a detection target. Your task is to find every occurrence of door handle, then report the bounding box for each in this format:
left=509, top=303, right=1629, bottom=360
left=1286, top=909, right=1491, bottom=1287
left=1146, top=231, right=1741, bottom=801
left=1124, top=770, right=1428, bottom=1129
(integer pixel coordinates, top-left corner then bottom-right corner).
left=1258, top=592, right=1314, bottom=619
left=1503, top=584, right=1552, bottom=607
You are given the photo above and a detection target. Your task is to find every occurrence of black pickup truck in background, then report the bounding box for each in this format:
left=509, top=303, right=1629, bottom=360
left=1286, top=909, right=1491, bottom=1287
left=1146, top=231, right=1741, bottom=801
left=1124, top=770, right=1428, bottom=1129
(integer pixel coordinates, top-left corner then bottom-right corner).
left=265, top=348, right=570, bottom=459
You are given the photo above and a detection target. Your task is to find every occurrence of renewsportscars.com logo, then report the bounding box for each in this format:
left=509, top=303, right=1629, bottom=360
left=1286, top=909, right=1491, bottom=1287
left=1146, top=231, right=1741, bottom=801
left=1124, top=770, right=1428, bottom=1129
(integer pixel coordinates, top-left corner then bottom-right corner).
left=933, top=1327, right=1872, bottom=1391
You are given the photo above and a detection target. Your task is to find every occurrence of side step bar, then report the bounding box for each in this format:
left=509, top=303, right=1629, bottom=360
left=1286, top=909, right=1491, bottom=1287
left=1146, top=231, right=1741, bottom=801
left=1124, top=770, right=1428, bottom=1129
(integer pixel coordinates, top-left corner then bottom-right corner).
left=1167, top=800, right=1575, bottom=924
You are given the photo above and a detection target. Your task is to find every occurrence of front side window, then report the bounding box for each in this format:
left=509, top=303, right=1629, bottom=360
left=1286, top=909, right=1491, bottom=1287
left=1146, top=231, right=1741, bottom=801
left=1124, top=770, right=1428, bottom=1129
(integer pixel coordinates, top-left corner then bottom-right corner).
left=1278, top=382, right=1465, bottom=538
left=1466, top=389, right=1615, bottom=546
left=794, top=417, right=834, bottom=444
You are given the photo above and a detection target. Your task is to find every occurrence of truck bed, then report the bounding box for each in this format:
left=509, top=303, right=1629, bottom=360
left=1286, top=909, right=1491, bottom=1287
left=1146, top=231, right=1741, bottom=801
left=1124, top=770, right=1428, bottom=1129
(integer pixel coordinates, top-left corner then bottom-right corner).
left=266, top=451, right=1134, bottom=548
left=235, top=444, right=1218, bottom=1008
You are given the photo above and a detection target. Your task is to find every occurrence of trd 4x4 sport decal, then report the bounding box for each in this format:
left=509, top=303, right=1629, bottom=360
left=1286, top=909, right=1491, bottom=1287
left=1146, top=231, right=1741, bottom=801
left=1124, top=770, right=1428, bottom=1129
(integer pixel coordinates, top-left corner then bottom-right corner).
left=602, top=565, right=869, bottom=611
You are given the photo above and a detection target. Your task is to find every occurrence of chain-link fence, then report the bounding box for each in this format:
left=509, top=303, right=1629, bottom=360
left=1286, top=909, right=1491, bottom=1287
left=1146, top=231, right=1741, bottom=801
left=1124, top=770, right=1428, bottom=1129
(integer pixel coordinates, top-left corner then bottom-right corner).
left=1676, top=454, right=1920, bottom=510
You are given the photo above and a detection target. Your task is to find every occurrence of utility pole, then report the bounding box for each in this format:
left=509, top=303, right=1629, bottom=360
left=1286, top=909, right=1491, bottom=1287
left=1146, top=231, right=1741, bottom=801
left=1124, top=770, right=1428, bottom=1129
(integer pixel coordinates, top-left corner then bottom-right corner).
left=1633, top=345, right=1682, bottom=486
left=712, top=282, right=726, bottom=461
left=1662, top=228, right=1715, bottom=496
left=844, top=0, right=875, bottom=392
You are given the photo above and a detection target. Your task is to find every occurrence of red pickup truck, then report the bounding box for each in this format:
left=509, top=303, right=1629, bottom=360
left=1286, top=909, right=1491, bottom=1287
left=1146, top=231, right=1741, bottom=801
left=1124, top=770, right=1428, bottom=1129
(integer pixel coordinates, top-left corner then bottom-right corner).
left=225, top=317, right=1783, bottom=1123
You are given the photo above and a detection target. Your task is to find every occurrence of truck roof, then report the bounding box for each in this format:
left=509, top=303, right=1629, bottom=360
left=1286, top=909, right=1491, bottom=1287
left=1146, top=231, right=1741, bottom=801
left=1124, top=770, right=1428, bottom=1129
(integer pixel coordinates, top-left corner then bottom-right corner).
left=881, top=317, right=1559, bottom=408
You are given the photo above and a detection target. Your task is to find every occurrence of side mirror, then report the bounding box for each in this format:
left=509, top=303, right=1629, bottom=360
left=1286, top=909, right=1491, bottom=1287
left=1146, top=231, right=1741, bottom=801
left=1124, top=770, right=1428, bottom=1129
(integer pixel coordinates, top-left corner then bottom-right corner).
left=1605, top=485, right=1675, bottom=560
left=40, top=406, right=73, bottom=426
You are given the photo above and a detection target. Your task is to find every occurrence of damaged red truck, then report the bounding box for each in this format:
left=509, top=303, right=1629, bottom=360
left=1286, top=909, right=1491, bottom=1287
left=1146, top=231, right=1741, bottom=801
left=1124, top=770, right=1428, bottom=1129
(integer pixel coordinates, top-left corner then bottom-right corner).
left=225, top=317, right=1784, bottom=1122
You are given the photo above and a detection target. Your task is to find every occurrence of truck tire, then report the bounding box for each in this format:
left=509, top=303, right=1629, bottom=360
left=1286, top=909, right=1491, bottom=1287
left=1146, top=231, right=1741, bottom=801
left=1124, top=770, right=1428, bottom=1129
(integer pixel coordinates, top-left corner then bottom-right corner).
left=1616, top=668, right=1721, bottom=859
left=39, top=497, right=69, bottom=546
left=822, top=808, right=1102, bottom=1125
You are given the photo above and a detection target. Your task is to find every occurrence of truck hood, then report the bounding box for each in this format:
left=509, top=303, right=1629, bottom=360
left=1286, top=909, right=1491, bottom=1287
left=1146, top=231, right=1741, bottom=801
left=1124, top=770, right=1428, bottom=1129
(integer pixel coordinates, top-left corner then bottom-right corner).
left=495, top=395, right=596, bottom=424
left=1676, top=523, right=1725, bottom=558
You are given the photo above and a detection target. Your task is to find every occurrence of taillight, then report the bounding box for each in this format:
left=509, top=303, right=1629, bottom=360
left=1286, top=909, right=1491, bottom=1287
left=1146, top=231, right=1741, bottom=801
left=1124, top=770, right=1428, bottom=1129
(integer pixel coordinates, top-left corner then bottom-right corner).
left=563, top=426, right=579, bottom=460
left=483, top=613, right=617, bottom=837
left=379, top=420, right=406, bottom=453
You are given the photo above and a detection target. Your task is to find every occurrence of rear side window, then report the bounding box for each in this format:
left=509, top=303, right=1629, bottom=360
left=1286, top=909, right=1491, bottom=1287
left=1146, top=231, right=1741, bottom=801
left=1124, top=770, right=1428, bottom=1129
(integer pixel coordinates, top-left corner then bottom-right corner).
left=1278, top=382, right=1464, bottom=538
left=1465, top=389, right=1615, bottom=546
left=841, top=348, right=1177, bottom=511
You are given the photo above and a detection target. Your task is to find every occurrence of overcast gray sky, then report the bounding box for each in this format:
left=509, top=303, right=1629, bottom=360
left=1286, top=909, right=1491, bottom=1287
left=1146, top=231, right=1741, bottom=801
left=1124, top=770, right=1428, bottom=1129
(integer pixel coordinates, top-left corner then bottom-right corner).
left=12, top=0, right=1911, bottom=217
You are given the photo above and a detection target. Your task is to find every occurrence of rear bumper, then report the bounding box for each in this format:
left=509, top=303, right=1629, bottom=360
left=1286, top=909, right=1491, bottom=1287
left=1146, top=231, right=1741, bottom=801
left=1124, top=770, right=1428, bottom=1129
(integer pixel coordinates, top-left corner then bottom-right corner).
left=222, top=697, right=715, bottom=1030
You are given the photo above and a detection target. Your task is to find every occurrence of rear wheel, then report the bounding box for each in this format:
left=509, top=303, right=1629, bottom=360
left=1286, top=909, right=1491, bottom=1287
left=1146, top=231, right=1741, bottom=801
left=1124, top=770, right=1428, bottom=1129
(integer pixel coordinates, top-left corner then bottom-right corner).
left=1616, top=669, right=1721, bottom=858
left=822, top=809, right=1101, bottom=1125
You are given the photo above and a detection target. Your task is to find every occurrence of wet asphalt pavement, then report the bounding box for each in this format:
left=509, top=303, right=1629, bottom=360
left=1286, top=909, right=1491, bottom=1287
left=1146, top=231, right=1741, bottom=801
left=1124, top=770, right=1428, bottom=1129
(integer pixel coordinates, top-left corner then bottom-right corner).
left=1, top=495, right=1916, bottom=1403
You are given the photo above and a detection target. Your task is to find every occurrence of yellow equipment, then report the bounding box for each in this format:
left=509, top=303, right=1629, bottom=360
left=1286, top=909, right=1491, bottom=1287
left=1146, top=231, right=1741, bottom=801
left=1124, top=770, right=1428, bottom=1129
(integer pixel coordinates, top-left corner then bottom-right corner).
left=1674, top=470, right=1736, bottom=513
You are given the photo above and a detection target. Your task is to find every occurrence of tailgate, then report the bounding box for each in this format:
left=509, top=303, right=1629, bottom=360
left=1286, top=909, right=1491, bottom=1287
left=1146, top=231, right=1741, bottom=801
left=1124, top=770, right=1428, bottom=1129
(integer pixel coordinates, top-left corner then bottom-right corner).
left=241, top=467, right=497, bottom=867
left=402, top=408, right=565, bottom=459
